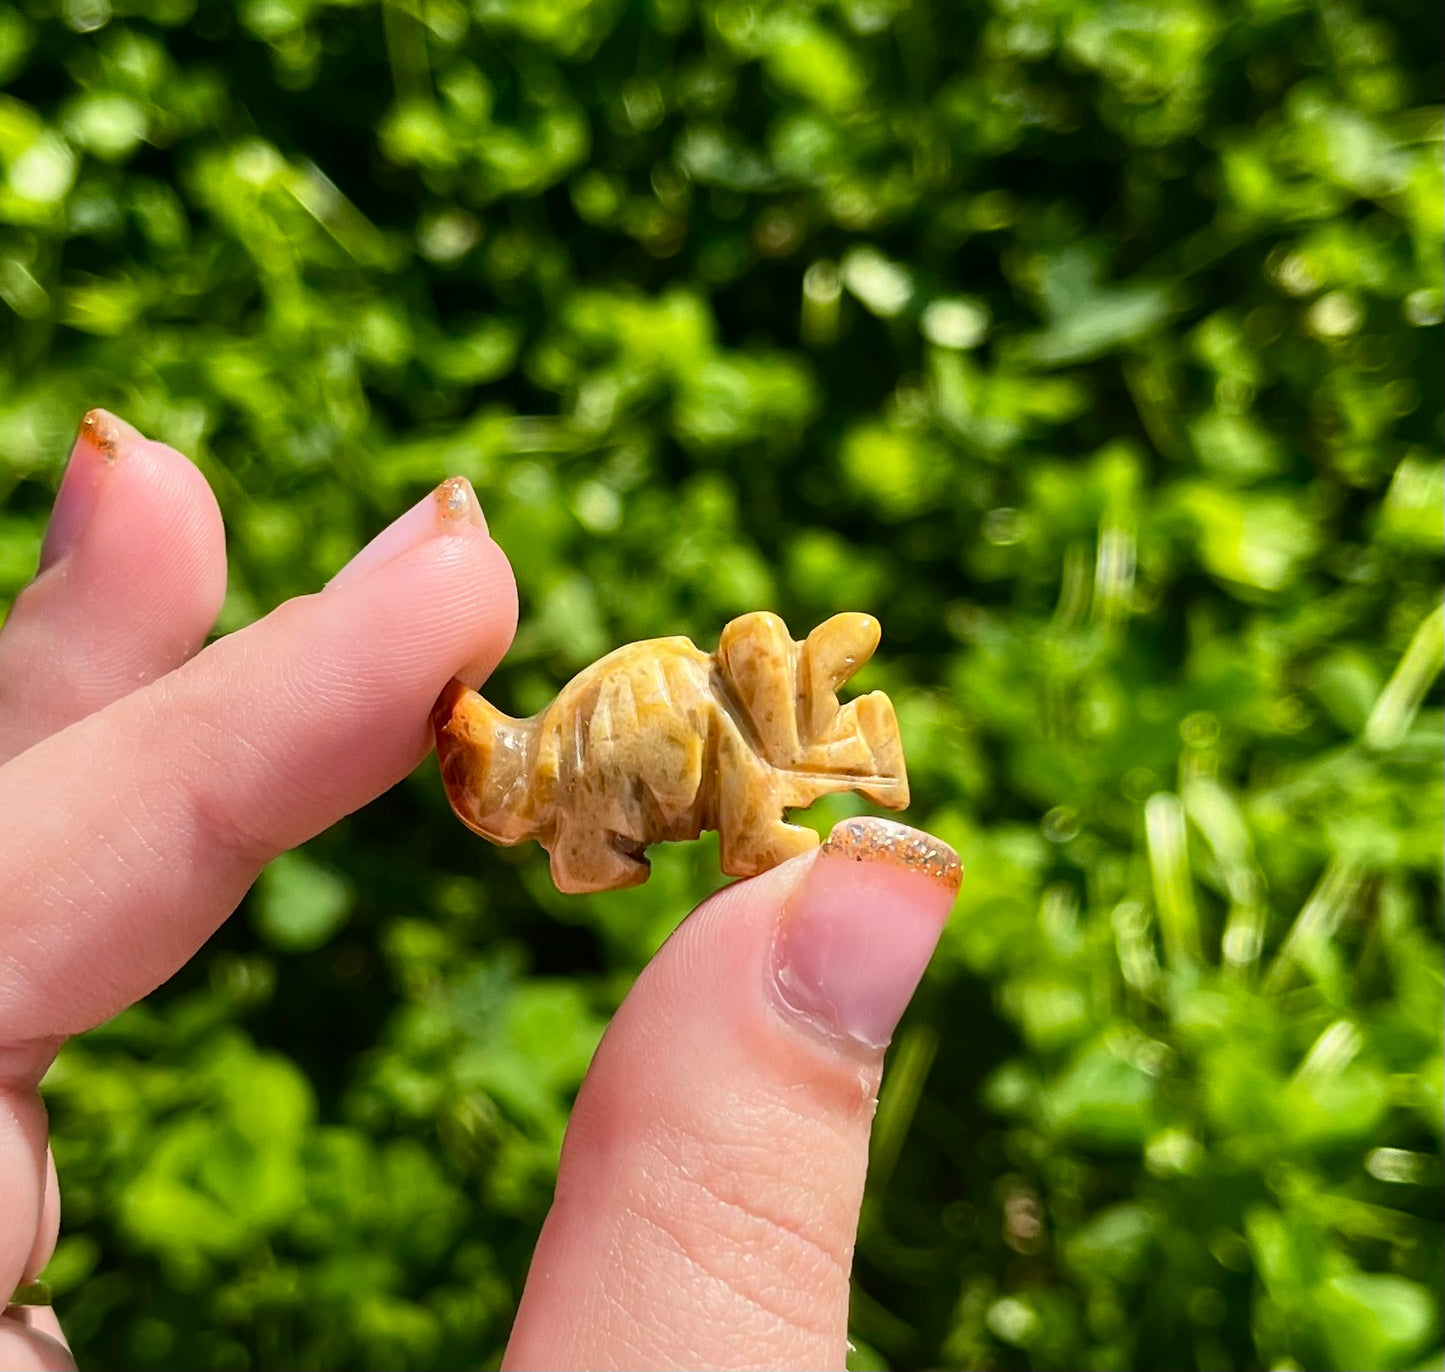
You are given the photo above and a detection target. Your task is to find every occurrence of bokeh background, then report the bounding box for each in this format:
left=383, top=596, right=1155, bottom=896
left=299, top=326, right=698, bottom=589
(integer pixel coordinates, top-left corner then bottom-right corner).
left=1, top=0, right=1442, bottom=1366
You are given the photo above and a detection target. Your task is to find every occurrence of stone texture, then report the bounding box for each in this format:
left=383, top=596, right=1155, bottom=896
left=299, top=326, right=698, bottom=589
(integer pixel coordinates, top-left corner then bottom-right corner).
left=432, top=611, right=910, bottom=893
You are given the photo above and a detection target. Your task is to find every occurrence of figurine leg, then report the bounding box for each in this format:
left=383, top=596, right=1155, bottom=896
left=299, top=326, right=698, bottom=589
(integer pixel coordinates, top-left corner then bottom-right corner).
left=716, top=729, right=820, bottom=877
left=783, top=689, right=908, bottom=807
left=849, top=691, right=909, bottom=807
left=719, top=811, right=819, bottom=878
left=547, top=819, right=651, bottom=894
left=794, top=717, right=876, bottom=774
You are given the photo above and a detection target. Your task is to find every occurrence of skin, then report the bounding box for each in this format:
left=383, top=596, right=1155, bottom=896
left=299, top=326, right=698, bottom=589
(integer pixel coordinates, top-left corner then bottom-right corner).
left=0, top=416, right=955, bottom=1371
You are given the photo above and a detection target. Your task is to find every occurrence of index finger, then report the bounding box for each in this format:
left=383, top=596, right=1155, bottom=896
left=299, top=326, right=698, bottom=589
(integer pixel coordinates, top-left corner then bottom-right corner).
left=0, top=478, right=517, bottom=1046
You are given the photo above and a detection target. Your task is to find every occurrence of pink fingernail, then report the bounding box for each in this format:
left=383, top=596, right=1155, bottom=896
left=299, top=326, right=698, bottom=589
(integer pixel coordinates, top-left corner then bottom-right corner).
left=39, top=409, right=139, bottom=572
left=772, top=818, right=962, bottom=1050
left=328, top=476, right=487, bottom=590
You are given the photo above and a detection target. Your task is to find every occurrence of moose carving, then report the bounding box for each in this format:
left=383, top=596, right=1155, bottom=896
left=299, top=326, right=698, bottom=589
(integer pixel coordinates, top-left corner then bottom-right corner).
left=431, top=611, right=909, bottom=893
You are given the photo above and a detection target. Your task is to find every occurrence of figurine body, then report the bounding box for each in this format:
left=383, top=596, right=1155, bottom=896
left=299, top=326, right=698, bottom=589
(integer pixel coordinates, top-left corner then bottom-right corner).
left=432, top=611, right=909, bottom=893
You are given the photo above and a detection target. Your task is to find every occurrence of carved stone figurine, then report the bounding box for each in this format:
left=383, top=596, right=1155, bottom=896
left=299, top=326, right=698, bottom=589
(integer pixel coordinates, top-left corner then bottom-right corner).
left=432, top=611, right=910, bottom=893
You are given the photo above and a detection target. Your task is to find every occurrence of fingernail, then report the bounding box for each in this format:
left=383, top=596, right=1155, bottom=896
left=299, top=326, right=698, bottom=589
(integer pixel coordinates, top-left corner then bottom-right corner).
left=328, top=476, right=487, bottom=590
left=39, top=409, right=138, bottom=571
left=772, top=817, right=962, bottom=1050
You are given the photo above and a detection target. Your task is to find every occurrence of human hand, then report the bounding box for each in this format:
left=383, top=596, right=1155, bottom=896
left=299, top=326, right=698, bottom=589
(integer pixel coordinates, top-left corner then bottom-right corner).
left=0, top=414, right=960, bottom=1371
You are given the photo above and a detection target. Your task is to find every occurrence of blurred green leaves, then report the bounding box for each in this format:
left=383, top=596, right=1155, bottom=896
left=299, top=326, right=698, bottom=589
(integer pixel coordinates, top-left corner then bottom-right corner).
left=255, top=852, right=354, bottom=952
left=1, top=0, right=1441, bottom=1367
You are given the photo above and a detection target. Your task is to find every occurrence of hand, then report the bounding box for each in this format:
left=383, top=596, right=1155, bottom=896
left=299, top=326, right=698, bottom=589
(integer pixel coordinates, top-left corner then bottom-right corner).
left=0, top=414, right=959, bottom=1371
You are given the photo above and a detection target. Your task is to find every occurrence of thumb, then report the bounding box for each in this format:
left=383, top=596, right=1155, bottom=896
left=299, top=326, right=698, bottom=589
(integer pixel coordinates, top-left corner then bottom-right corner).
left=504, top=817, right=961, bottom=1372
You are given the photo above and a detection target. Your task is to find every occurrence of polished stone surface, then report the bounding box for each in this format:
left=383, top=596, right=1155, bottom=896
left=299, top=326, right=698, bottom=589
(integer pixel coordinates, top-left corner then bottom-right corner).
left=432, top=611, right=910, bottom=893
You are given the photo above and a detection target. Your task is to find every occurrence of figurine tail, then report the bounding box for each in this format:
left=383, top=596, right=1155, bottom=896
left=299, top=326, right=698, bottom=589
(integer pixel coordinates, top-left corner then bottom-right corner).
left=775, top=690, right=910, bottom=810
left=850, top=690, right=910, bottom=809
left=432, top=678, right=537, bottom=845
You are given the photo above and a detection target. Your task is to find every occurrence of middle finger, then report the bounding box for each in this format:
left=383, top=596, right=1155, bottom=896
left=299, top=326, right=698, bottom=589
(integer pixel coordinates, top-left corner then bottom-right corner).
left=0, top=411, right=227, bottom=765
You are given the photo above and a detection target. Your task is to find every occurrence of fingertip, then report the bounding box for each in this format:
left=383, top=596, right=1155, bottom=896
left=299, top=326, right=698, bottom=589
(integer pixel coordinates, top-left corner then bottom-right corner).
left=22, top=1150, right=59, bottom=1285
left=0, top=1318, right=74, bottom=1372
left=453, top=534, right=519, bottom=688
left=0, top=413, right=230, bottom=760
left=59, top=425, right=230, bottom=688
left=117, top=431, right=229, bottom=618
left=772, top=818, right=959, bottom=1052
left=148, top=519, right=523, bottom=867
left=42, top=408, right=228, bottom=618
left=322, top=475, right=517, bottom=691
left=317, top=522, right=518, bottom=696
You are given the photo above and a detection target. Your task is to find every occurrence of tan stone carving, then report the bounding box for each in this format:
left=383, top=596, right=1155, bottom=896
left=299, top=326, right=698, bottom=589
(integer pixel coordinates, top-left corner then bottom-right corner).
left=432, top=612, right=910, bottom=893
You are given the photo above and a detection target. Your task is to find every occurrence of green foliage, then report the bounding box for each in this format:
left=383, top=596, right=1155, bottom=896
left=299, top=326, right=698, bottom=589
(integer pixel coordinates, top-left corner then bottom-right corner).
left=1, top=0, right=1441, bottom=1367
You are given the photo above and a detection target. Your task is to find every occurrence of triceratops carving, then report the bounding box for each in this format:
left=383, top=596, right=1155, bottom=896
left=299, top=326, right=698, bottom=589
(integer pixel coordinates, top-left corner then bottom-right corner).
left=431, top=611, right=909, bottom=893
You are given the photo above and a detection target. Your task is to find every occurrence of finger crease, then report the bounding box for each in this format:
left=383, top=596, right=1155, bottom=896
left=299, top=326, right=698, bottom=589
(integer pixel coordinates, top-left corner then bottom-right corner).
left=623, top=1195, right=840, bottom=1342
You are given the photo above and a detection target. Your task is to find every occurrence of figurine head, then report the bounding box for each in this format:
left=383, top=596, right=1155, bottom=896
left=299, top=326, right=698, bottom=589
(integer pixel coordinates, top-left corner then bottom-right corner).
left=432, top=679, right=537, bottom=845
